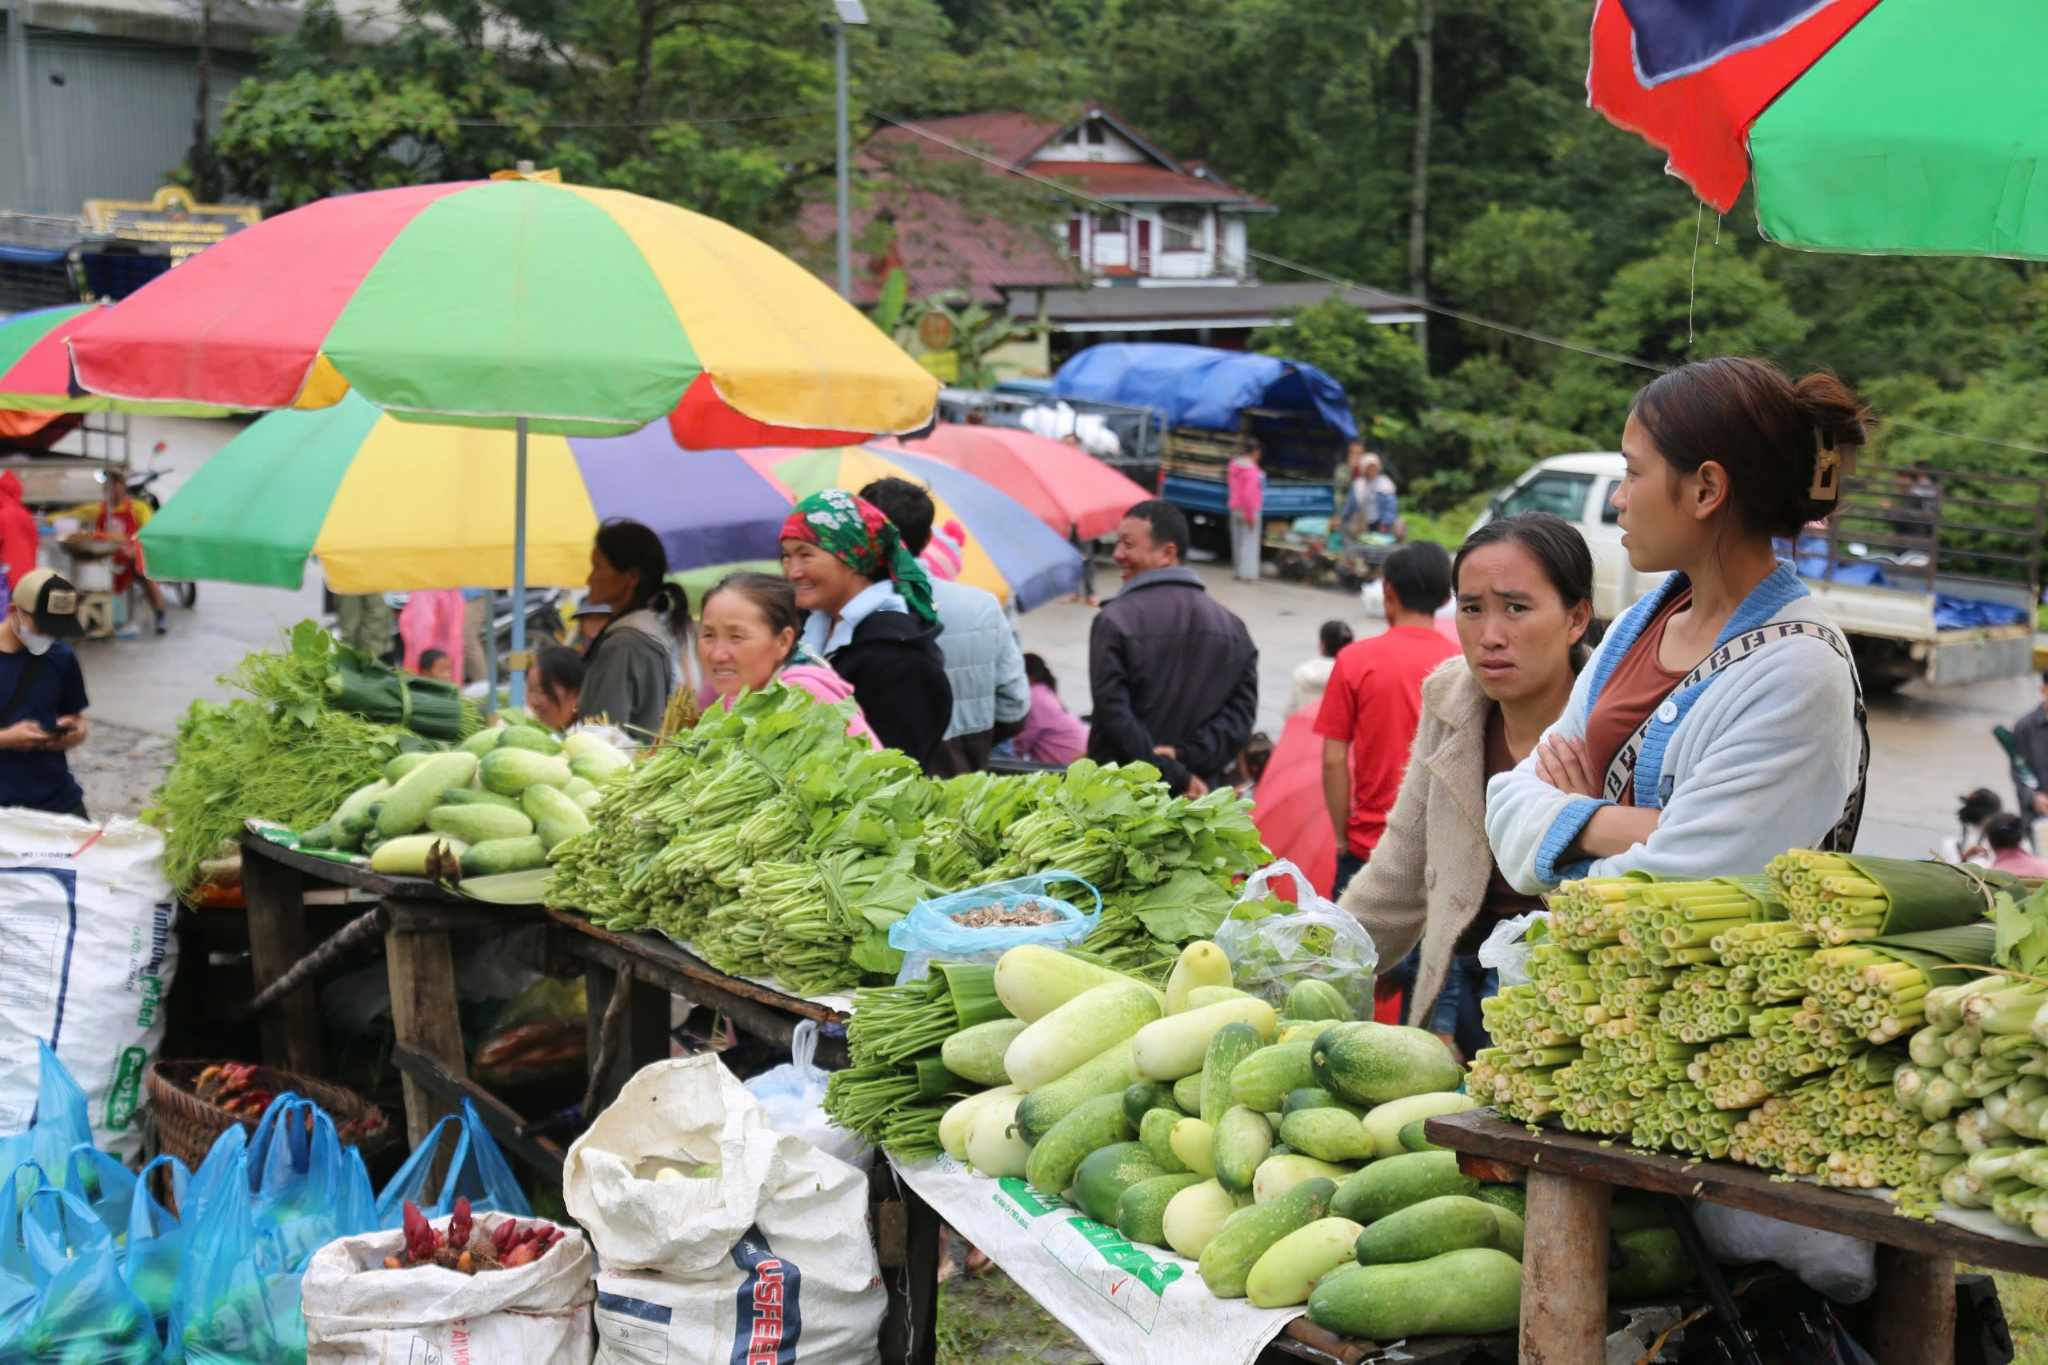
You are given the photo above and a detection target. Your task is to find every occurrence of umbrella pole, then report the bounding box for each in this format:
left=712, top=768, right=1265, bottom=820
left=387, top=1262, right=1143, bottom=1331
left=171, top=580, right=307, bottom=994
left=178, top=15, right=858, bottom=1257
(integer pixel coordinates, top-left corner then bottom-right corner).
left=509, top=417, right=529, bottom=708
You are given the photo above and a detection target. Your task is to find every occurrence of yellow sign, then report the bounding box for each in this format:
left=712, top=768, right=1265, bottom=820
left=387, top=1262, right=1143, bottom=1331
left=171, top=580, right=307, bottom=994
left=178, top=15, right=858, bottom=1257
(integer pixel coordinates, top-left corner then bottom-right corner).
left=81, top=186, right=262, bottom=264
left=917, top=350, right=960, bottom=383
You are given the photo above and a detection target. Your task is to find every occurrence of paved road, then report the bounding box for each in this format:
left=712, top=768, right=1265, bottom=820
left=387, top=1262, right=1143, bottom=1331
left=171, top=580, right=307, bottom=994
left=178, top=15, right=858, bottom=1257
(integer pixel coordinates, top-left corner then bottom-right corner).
left=70, top=415, right=2036, bottom=862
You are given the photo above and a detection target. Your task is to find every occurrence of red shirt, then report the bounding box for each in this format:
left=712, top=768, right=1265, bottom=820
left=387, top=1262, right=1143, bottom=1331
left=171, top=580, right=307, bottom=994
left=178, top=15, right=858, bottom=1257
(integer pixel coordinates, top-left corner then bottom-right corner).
left=1314, top=625, right=1460, bottom=858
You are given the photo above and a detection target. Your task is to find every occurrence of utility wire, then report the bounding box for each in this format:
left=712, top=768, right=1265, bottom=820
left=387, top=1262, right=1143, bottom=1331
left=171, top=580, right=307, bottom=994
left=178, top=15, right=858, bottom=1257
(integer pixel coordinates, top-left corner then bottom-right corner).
left=876, top=112, right=2048, bottom=459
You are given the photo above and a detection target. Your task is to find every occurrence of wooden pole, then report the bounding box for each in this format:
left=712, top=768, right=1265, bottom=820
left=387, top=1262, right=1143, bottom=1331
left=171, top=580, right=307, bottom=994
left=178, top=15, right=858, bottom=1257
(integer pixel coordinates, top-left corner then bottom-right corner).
left=1868, top=1245, right=1954, bottom=1365
left=1519, top=1169, right=1611, bottom=1364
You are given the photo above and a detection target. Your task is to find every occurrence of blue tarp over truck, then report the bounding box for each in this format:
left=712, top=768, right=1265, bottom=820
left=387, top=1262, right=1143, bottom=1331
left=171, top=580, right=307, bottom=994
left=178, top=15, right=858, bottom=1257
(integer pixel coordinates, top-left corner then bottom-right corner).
left=1051, top=343, right=1355, bottom=522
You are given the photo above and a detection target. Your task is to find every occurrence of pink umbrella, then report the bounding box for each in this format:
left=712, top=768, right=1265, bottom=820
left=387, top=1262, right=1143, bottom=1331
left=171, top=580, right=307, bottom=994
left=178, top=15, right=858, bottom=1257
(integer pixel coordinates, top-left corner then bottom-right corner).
left=1251, top=711, right=1338, bottom=902
left=885, top=423, right=1151, bottom=542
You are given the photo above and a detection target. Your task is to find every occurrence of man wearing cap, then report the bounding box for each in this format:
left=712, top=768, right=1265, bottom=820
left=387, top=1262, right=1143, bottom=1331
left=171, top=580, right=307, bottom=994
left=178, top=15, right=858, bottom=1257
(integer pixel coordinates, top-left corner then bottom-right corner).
left=0, top=569, right=91, bottom=818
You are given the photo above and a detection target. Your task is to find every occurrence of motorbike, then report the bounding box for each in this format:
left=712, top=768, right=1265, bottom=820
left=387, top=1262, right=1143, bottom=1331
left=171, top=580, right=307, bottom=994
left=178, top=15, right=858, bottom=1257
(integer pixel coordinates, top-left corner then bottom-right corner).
left=322, top=587, right=569, bottom=673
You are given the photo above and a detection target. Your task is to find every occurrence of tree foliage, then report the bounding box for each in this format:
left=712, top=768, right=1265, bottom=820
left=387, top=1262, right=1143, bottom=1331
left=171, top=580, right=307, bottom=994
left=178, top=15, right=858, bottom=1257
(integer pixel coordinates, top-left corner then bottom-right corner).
left=205, top=0, right=2048, bottom=515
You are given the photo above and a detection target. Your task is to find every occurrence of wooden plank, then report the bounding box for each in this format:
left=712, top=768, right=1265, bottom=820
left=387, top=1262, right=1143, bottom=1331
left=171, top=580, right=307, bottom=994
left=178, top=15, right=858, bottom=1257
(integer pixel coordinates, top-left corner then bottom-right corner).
left=239, top=839, right=321, bottom=1074
left=384, top=914, right=467, bottom=1151
left=239, top=829, right=467, bottom=902
left=1869, top=1246, right=1953, bottom=1365
left=382, top=899, right=546, bottom=934
left=1426, top=1108, right=2048, bottom=1279
left=551, top=921, right=849, bottom=1067
left=389, top=1042, right=567, bottom=1177
left=1519, top=1171, right=1610, bottom=1365
left=545, top=907, right=844, bottom=1024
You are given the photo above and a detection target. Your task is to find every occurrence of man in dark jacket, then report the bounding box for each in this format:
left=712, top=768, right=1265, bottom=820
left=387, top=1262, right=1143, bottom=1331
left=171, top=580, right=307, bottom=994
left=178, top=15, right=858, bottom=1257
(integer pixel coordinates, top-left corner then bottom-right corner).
left=1087, top=501, right=1258, bottom=795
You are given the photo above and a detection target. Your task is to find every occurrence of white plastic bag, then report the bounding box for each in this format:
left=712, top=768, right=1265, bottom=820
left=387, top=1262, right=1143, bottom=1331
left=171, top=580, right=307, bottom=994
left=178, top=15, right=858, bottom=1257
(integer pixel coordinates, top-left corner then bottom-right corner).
left=1214, top=860, right=1379, bottom=1018
left=1693, top=1203, right=1875, bottom=1303
left=302, top=1211, right=595, bottom=1364
left=0, top=812, right=176, bottom=1161
left=744, top=1020, right=872, bottom=1169
left=564, top=1054, right=882, bottom=1365
left=1477, top=910, right=1550, bottom=988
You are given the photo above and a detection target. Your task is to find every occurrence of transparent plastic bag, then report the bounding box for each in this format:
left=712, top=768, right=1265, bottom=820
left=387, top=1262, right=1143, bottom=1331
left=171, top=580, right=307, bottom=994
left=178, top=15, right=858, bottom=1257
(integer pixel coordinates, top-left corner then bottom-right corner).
left=1693, top=1203, right=1875, bottom=1303
left=1214, top=860, right=1379, bottom=1018
left=375, top=1098, right=532, bottom=1227
left=888, top=870, right=1101, bottom=983
left=1476, top=911, right=1550, bottom=989
left=744, top=1020, right=871, bottom=1170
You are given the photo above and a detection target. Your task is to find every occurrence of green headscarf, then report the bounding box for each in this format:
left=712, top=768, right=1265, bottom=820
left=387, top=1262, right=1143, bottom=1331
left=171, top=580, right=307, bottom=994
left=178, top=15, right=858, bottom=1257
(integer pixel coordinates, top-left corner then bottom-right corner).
left=780, top=488, right=938, bottom=625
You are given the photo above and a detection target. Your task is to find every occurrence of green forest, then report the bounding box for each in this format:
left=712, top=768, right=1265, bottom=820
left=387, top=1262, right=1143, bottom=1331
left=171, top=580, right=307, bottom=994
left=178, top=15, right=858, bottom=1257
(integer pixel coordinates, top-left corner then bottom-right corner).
left=201, top=0, right=2048, bottom=519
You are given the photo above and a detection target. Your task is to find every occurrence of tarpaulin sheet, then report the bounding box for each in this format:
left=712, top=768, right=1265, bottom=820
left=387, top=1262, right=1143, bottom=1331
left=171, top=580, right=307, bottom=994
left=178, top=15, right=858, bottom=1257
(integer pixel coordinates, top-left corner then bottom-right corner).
left=1053, top=343, right=1356, bottom=439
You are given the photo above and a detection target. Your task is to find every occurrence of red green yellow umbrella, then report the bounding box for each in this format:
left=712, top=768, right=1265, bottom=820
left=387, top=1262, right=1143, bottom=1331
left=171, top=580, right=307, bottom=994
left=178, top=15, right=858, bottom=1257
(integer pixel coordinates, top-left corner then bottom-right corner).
left=1590, top=0, right=2048, bottom=258
left=67, top=175, right=939, bottom=443
left=66, top=172, right=939, bottom=704
left=0, top=303, right=226, bottom=416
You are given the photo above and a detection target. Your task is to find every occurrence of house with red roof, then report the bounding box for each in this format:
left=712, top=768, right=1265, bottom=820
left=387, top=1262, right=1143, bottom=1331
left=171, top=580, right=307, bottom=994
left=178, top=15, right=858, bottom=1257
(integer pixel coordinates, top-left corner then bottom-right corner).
left=800, top=104, right=1420, bottom=377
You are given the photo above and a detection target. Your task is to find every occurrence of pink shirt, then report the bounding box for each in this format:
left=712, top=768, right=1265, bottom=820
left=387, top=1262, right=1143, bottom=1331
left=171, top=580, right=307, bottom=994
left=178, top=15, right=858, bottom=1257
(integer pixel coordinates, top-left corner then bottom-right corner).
left=1227, top=457, right=1265, bottom=516
left=700, top=662, right=880, bottom=749
left=1992, top=846, right=2048, bottom=878
left=1012, top=682, right=1088, bottom=766
left=398, top=589, right=467, bottom=686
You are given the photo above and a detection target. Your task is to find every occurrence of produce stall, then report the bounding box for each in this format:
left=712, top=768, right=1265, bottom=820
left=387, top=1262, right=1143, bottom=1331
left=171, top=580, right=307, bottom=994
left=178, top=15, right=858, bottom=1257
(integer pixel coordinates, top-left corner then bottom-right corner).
left=1424, top=1107, right=2041, bottom=1363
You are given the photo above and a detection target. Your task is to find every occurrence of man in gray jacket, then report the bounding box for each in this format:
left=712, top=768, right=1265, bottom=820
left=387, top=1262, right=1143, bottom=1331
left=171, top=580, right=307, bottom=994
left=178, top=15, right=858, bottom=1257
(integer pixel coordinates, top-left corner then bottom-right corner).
left=1088, top=500, right=1258, bottom=795
left=861, top=479, right=1029, bottom=774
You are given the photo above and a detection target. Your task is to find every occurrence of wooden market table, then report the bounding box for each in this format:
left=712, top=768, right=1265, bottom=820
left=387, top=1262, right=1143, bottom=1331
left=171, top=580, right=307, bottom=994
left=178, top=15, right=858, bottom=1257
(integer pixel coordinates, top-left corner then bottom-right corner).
left=235, top=831, right=941, bottom=1363
left=1427, top=1106, right=2048, bottom=1364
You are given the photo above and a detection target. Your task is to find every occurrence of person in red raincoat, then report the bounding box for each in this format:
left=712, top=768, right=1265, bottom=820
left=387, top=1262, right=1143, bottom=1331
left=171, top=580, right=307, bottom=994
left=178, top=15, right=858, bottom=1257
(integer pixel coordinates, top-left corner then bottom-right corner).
left=0, top=473, right=38, bottom=598
left=95, top=481, right=168, bottom=635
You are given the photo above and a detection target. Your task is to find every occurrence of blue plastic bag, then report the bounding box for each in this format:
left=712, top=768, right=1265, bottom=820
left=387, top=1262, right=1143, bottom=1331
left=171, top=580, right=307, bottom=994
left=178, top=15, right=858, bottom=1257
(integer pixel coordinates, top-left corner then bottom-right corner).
left=374, top=1098, right=532, bottom=1227
left=124, top=1154, right=190, bottom=1344
left=0, top=1041, right=94, bottom=1186
left=167, top=1094, right=379, bottom=1365
left=888, top=870, right=1101, bottom=982
left=5, top=1186, right=158, bottom=1363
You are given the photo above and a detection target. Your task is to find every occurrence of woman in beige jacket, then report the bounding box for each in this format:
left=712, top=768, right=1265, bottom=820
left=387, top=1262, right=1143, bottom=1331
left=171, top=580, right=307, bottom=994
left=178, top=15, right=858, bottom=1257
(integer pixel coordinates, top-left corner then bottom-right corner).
left=1339, top=514, right=1593, bottom=1057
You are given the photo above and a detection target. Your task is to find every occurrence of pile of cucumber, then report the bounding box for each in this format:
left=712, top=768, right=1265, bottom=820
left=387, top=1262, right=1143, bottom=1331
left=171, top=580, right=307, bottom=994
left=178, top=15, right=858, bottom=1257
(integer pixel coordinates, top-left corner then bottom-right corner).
left=299, top=723, right=629, bottom=879
left=935, top=944, right=1525, bottom=1340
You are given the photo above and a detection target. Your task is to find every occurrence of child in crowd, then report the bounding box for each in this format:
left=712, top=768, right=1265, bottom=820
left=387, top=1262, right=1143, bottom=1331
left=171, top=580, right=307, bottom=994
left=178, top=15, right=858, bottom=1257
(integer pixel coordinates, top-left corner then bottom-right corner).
left=1011, top=653, right=1088, bottom=766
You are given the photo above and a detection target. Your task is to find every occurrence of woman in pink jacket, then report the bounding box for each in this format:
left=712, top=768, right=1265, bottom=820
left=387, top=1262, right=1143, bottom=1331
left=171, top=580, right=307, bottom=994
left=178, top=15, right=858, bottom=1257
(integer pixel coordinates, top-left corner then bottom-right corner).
left=1226, top=439, right=1266, bottom=583
left=696, top=571, right=879, bottom=746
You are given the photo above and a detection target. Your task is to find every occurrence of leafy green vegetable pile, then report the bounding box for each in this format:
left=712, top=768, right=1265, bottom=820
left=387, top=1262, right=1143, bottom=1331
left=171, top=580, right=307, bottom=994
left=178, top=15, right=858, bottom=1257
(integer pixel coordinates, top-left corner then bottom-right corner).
left=545, top=687, right=1270, bottom=995
left=147, top=623, right=443, bottom=891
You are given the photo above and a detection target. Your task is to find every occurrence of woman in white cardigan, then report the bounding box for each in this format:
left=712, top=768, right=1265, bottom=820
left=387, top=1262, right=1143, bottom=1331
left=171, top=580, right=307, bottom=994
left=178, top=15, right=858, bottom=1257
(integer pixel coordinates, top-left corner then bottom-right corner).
left=1340, top=513, right=1593, bottom=1057
left=1487, top=357, right=1869, bottom=893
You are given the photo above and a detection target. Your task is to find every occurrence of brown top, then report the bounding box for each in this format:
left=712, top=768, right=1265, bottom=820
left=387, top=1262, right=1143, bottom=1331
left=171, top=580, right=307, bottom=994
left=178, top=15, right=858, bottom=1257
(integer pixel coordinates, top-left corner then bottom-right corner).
left=1582, top=590, right=1692, bottom=808
left=1457, top=706, right=1545, bottom=955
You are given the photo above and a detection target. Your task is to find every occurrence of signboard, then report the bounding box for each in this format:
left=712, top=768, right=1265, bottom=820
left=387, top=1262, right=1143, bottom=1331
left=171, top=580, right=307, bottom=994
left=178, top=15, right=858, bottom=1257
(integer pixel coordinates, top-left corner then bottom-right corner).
left=81, top=186, right=260, bottom=264
left=917, top=350, right=959, bottom=383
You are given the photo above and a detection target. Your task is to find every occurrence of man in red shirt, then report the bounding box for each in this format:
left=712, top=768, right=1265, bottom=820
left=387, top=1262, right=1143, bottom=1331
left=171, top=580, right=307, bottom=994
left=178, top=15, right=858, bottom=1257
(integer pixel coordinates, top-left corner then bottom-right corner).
left=1316, top=541, right=1457, bottom=896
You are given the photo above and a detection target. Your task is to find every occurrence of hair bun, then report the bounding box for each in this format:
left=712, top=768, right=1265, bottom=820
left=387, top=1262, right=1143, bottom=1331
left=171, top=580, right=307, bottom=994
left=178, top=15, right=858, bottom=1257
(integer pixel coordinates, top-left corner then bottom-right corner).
left=1793, top=371, right=1871, bottom=453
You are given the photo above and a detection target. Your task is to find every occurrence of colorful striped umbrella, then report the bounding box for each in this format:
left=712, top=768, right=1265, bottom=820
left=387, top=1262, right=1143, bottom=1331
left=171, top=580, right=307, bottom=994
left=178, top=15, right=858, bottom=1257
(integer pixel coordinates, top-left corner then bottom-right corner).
left=738, top=445, right=1083, bottom=611
left=1590, top=0, right=2048, bottom=258
left=66, top=176, right=938, bottom=442
left=139, top=396, right=1083, bottom=609
left=0, top=304, right=226, bottom=415
left=881, top=423, right=1151, bottom=542
left=70, top=171, right=939, bottom=702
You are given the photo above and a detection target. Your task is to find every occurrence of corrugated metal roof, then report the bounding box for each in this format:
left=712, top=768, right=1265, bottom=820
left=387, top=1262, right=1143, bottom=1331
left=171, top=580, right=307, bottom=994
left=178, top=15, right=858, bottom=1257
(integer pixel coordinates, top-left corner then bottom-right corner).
left=1025, top=160, right=1270, bottom=207
left=795, top=189, right=1079, bottom=307
left=869, top=111, right=1064, bottom=168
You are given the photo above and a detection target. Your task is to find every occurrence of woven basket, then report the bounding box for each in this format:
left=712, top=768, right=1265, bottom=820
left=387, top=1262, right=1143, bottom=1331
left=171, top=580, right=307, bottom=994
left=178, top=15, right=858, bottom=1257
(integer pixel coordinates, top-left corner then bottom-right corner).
left=145, top=1059, right=393, bottom=1171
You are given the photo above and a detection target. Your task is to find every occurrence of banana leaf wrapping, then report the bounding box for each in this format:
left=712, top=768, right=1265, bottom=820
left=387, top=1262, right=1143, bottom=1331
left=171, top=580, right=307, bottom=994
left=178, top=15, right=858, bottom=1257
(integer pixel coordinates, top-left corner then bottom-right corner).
left=325, top=649, right=474, bottom=741
left=1767, top=850, right=2016, bottom=940
left=1859, top=923, right=1999, bottom=989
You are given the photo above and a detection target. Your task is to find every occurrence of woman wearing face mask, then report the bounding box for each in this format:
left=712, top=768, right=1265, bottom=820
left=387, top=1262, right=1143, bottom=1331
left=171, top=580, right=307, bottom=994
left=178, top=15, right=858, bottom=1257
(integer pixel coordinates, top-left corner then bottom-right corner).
left=1487, top=357, right=1869, bottom=893
left=578, top=519, right=692, bottom=737
left=696, top=574, right=878, bottom=746
left=1337, top=514, right=1592, bottom=1059
left=779, top=490, right=952, bottom=772
left=0, top=569, right=92, bottom=818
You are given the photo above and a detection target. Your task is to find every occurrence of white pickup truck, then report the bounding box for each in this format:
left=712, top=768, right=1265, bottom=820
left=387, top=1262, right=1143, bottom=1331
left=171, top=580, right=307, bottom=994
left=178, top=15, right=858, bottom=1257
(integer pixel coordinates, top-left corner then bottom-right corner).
left=1480, top=453, right=2043, bottom=692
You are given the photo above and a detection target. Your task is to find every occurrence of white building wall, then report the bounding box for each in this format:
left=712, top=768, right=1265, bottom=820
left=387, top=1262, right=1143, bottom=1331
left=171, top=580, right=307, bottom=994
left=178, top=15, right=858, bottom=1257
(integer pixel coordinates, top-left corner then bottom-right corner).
left=1035, top=123, right=1148, bottom=165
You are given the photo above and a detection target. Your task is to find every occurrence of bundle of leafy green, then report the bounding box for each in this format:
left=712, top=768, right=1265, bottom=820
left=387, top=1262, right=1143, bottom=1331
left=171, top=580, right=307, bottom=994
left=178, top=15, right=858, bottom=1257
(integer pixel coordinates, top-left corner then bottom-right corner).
left=146, top=623, right=432, bottom=891
left=1994, top=882, right=2048, bottom=975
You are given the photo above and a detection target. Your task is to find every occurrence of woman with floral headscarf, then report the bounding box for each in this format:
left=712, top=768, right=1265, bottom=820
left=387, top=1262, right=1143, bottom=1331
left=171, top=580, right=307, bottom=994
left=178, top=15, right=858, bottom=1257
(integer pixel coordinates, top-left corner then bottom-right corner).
left=779, top=488, right=954, bottom=772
